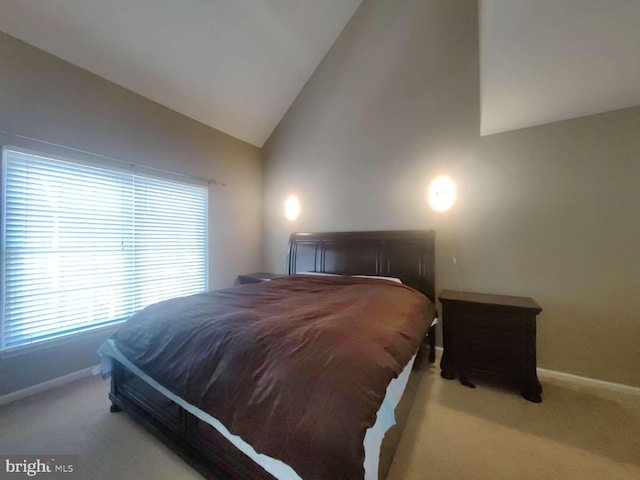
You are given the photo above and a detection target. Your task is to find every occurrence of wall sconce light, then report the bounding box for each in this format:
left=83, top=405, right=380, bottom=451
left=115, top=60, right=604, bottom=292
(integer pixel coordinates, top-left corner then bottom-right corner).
left=284, top=195, right=300, bottom=221
left=428, top=176, right=456, bottom=212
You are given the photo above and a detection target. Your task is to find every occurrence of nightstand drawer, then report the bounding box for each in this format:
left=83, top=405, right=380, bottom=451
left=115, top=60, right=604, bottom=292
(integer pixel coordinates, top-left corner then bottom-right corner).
left=456, top=326, right=524, bottom=372
left=453, top=307, right=531, bottom=333
left=459, top=323, right=524, bottom=346
left=461, top=338, right=524, bottom=374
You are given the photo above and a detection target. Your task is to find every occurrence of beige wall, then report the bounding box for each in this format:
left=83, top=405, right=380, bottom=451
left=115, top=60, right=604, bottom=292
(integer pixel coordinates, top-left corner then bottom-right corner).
left=263, top=0, right=479, bottom=271
left=262, top=0, right=640, bottom=386
left=0, top=32, right=262, bottom=395
left=473, top=108, right=639, bottom=386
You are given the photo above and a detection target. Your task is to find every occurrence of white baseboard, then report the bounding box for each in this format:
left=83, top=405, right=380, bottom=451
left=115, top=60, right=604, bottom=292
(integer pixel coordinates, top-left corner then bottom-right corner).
left=433, top=346, right=640, bottom=396
left=0, top=365, right=97, bottom=406
left=536, top=368, right=640, bottom=396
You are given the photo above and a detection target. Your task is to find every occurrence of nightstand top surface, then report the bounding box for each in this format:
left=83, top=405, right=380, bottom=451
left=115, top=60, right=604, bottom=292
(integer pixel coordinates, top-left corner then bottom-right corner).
left=439, top=289, right=541, bottom=312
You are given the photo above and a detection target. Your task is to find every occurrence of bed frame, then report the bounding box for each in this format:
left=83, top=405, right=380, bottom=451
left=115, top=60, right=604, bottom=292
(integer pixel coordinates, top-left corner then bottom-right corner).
left=108, top=229, right=436, bottom=479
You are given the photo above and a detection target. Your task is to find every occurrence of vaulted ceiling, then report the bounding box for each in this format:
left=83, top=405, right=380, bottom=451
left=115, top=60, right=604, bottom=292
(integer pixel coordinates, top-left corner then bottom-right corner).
left=481, top=0, right=640, bottom=135
left=1, top=0, right=638, bottom=146
left=0, top=0, right=362, bottom=147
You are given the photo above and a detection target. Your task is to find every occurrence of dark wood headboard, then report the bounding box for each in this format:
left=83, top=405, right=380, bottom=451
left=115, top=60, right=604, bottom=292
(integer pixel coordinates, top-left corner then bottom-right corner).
left=287, top=230, right=436, bottom=303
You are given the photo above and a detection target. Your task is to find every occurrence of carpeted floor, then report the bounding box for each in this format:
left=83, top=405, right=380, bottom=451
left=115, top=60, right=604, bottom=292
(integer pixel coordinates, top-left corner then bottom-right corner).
left=1, top=359, right=639, bottom=480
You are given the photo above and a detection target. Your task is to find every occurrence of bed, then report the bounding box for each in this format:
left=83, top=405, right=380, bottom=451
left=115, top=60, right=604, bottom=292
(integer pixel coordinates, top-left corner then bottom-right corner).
left=100, top=229, right=436, bottom=479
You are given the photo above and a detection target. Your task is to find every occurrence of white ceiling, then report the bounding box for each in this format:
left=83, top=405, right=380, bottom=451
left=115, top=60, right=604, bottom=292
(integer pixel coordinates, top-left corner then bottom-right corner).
left=0, top=0, right=362, bottom=147
left=481, top=0, right=640, bottom=136
left=1, top=1, right=638, bottom=144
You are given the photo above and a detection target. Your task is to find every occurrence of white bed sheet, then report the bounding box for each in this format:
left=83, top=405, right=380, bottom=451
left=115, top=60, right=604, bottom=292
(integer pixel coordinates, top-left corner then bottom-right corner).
left=98, top=339, right=417, bottom=480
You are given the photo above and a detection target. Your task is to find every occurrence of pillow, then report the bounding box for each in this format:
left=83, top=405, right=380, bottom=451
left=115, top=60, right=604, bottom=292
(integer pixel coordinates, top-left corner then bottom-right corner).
left=299, top=272, right=402, bottom=284
left=297, top=272, right=343, bottom=277
left=352, top=275, right=403, bottom=284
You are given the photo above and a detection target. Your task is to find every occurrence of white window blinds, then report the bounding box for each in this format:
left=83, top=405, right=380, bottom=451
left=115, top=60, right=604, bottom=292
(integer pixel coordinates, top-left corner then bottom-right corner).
left=1, top=148, right=208, bottom=351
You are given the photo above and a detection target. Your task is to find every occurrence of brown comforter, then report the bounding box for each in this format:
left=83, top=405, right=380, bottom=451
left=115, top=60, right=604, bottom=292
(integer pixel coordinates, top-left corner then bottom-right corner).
left=112, top=274, right=431, bottom=479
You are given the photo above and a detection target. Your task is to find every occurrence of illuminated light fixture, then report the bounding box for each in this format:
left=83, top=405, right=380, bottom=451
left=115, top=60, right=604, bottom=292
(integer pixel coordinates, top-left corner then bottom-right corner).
left=428, top=176, right=456, bottom=212
left=284, top=195, right=300, bottom=221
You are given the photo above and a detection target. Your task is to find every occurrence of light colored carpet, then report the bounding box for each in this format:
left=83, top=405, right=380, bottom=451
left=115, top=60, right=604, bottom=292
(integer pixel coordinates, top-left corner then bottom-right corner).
left=387, top=362, right=640, bottom=480
left=1, top=361, right=639, bottom=480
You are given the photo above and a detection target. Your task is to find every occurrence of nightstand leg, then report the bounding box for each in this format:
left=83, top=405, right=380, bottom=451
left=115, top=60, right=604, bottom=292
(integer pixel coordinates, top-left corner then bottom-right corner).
left=459, top=374, right=476, bottom=388
left=522, top=380, right=543, bottom=403
left=440, top=343, right=455, bottom=379
left=440, top=369, right=455, bottom=380
left=110, top=403, right=122, bottom=413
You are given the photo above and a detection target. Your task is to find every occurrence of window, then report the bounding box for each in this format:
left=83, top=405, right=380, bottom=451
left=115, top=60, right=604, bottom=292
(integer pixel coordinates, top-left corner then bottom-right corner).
left=1, top=147, right=208, bottom=351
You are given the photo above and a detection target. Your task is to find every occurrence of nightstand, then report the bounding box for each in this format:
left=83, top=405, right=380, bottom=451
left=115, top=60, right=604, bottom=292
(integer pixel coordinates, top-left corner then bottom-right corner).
left=235, top=272, right=283, bottom=285
left=439, top=290, right=543, bottom=403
